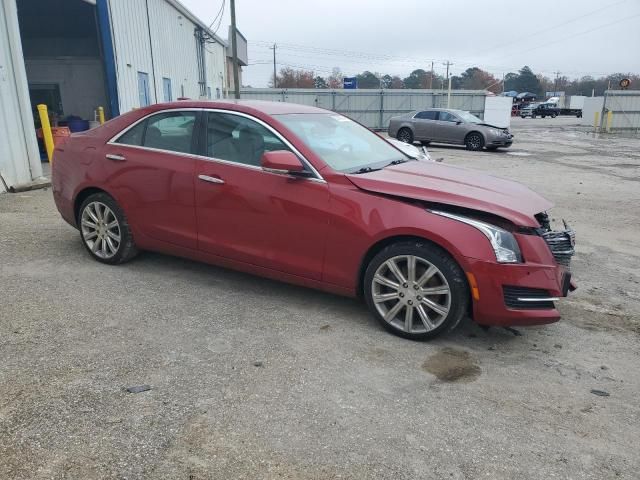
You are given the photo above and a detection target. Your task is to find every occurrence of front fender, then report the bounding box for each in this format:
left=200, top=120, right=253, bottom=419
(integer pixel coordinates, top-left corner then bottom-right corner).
left=322, top=184, right=495, bottom=289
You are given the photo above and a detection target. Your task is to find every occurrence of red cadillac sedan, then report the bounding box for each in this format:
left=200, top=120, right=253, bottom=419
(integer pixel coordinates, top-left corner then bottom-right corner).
left=52, top=100, right=575, bottom=340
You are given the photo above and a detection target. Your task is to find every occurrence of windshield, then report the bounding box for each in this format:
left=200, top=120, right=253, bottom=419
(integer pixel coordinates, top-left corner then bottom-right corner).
left=456, top=111, right=483, bottom=123
left=276, top=113, right=407, bottom=173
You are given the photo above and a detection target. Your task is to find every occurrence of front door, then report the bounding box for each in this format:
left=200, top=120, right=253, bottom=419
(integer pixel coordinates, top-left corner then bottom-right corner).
left=104, top=110, right=199, bottom=249
left=194, top=111, right=330, bottom=280
left=435, top=111, right=463, bottom=143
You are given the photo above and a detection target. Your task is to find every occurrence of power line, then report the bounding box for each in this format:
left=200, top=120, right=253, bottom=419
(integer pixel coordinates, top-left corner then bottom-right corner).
left=500, top=12, right=640, bottom=60
left=208, top=0, right=225, bottom=29
left=461, top=0, right=629, bottom=60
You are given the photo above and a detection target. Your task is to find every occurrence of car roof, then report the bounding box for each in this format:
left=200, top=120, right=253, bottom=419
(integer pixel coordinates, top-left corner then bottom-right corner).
left=136, top=99, right=328, bottom=116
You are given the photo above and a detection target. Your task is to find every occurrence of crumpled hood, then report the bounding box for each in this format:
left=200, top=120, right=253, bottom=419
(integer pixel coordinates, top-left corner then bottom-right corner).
left=346, top=161, right=552, bottom=227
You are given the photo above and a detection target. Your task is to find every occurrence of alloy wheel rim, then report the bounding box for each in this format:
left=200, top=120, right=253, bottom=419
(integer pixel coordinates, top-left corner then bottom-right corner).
left=371, top=255, right=451, bottom=334
left=81, top=201, right=121, bottom=259
left=469, top=135, right=481, bottom=148
left=398, top=130, right=411, bottom=143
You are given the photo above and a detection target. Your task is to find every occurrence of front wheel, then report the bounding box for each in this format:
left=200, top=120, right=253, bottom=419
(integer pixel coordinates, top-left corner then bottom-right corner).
left=464, top=132, right=484, bottom=151
left=364, top=241, right=469, bottom=340
left=78, top=192, right=139, bottom=264
left=397, top=127, right=414, bottom=144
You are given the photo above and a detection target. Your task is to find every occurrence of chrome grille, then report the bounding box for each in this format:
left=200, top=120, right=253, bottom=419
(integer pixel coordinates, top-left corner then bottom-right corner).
left=542, top=229, right=575, bottom=267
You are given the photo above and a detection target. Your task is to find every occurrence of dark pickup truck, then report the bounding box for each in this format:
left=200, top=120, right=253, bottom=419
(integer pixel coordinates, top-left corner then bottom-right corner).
left=520, top=103, right=560, bottom=119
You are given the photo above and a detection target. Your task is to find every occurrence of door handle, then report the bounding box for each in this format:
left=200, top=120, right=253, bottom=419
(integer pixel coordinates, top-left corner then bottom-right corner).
left=198, top=174, right=225, bottom=185
left=106, top=153, right=126, bottom=161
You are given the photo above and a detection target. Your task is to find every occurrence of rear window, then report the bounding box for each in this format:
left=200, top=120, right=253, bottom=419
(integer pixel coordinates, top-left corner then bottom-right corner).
left=116, top=122, right=145, bottom=146
left=414, top=111, right=437, bottom=120
left=114, top=111, right=197, bottom=154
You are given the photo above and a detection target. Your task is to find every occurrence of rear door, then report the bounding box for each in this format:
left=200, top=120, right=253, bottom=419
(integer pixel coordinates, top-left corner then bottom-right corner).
left=103, top=109, right=199, bottom=249
left=412, top=110, right=438, bottom=141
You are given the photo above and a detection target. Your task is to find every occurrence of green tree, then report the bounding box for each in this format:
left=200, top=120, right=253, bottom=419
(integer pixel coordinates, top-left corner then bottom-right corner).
left=314, top=76, right=328, bottom=89
left=513, top=66, right=540, bottom=94
left=403, top=69, right=429, bottom=89
left=356, top=71, right=380, bottom=88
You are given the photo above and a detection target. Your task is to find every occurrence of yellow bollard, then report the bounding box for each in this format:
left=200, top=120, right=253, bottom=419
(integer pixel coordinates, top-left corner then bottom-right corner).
left=606, top=110, right=613, bottom=133
left=37, top=104, right=55, bottom=163
left=593, top=111, right=600, bottom=131
left=98, top=106, right=105, bottom=125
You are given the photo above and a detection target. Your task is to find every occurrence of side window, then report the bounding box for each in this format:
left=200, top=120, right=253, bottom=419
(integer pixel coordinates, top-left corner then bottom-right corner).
left=115, top=121, right=145, bottom=146
left=143, top=111, right=197, bottom=154
left=415, top=111, right=436, bottom=120
left=206, top=112, right=293, bottom=167
left=438, top=111, right=457, bottom=122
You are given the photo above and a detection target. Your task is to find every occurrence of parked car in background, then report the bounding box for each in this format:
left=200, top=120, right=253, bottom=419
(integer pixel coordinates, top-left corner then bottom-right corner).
left=52, top=100, right=575, bottom=340
left=520, top=103, right=560, bottom=119
left=388, top=108, right=513, bottom=151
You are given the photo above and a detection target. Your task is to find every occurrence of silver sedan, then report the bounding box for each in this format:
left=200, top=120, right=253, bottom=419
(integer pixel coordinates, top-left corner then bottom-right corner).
left=388, top=108, right=513, bottom=151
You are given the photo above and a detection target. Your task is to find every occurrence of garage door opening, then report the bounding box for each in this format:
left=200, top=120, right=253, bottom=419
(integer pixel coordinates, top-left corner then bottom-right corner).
left=17, top=0, right=110, bottom=145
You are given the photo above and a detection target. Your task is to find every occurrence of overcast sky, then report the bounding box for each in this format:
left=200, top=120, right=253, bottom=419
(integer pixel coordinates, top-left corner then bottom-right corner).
left=181, top=0, right=640, bottom=87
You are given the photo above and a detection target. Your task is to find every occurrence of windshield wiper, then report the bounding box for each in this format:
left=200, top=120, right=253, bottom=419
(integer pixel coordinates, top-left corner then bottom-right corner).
left=351, top=166, right=381, bottom=174
left=384, top=158, right=413, bottom=167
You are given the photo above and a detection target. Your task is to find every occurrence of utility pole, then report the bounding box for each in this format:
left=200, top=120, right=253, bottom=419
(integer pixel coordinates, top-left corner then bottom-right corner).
left=553, top=71, right=561, bottom=96
left=230, top=0, right=240, bottom=99
left=269, top=43, right=277, bottom=88
left=443, top=61, right=453, bottom=82
left=429, top=61, right=434, bottom=89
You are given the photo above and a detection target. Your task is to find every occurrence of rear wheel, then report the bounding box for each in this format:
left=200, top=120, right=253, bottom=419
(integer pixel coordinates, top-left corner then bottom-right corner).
left=78, top=193, right=139, bottom=265
left=364, top=240, right=468, bottom=340
left=464, top=132, right=484, bottom=151
left=397, top=127, right=414, bottom=144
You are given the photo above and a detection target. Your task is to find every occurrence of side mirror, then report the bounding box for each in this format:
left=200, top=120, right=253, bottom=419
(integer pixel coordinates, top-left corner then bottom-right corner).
left=456, top=120, right=463, bottom=125
left=261, top=150, right=305, bottom=175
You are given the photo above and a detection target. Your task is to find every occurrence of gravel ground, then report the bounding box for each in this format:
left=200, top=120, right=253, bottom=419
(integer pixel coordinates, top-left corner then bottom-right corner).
left=1, top=116, right=639, bottom=479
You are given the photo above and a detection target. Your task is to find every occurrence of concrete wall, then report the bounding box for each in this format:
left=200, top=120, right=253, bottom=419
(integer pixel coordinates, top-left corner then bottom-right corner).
left=107, top=0, right=226, bottom=113
left=0, top=0, right=43, bottom=192
left=24, top=58, right=108, bottom=120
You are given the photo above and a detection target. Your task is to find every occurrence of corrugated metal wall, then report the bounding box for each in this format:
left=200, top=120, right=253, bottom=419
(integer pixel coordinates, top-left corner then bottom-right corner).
left=107, top=0, right=226, bottom=113
left=603, top=91, right=640, bottom=133
left=238, top=88, right=488, bottom=129
left=0, top=0, right=43, bottom=192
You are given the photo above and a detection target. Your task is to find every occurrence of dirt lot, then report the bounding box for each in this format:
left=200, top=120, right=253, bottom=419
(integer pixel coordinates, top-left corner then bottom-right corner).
left=1, top=116, right=639, bottom=479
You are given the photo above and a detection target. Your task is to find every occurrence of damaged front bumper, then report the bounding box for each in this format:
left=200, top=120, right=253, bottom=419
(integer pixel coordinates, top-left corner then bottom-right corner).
left=465, top=219, right=576, bottom=327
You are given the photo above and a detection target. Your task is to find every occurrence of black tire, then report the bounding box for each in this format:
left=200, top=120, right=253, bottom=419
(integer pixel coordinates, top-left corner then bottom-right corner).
left=551, top=113, right=557, bottom=118
left=78, top=192, right=139, bottom=265
left=532, top=114, right=537, bottom=119
left=486, top=146, right=499, bottom=151
left=397, top=127, right=414, bottom=144
left=520, top=115, right=526, bottom=118
left=541, top=115, right=546, bottom=118
left=464, top=132, right=484, bottom=151
left=363, top=240, right=469, bottom=340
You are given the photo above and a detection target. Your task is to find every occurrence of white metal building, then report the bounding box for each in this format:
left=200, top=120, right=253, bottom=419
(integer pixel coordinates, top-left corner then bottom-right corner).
left=1, top=0, right=233, bottom=193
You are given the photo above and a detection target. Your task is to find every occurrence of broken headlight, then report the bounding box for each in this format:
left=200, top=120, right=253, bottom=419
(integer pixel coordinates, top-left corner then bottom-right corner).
left=430, top=211, right=522, bottom=263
